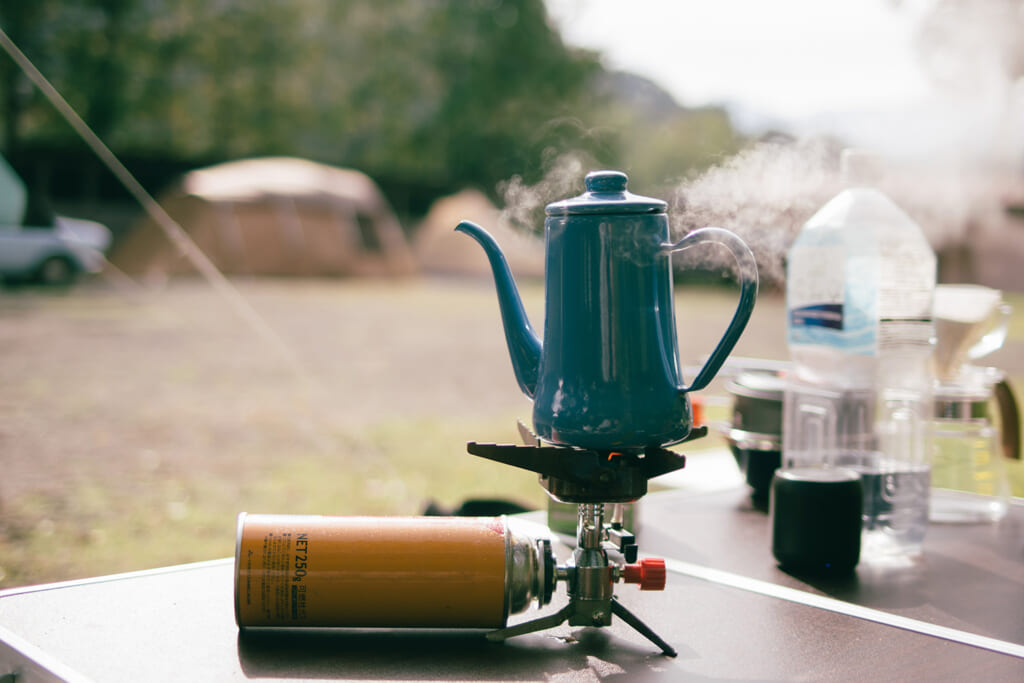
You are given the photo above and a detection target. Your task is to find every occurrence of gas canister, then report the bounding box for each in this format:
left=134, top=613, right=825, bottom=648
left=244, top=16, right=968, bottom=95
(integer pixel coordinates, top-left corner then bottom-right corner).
left=234, top=513, right=554, bottom=629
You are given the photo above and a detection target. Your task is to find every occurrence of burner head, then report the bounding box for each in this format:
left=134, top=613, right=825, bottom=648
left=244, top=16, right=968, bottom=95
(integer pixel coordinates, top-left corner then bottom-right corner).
left=466, top=427, right=705, bottom=503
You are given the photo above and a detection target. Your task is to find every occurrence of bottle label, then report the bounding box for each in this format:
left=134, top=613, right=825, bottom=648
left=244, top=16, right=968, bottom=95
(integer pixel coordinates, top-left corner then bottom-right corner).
left=787, top=242, right=878, bottom=354
left=790, top=303, right=843, bottom=330
left=875, top=233, right=934, bottom=351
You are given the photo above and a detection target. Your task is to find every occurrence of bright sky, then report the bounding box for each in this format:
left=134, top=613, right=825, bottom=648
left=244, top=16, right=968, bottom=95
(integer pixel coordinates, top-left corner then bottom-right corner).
left=545, top=0, right=933, bottom=130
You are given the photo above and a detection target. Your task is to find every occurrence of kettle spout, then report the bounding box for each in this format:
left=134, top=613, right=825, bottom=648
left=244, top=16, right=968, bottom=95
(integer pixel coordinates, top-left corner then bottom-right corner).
left=456, top=220, right=542, bottom=398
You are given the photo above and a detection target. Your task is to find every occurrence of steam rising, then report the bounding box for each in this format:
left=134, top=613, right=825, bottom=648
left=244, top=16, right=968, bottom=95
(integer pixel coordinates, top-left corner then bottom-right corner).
left=666, top=138, right=841, bottom=286
left=498, top=150, right=596, bottom=231
left=667, top=139, right=984, bottom=286
left=498, top=134, right=998, bottom=288
left=496, top=139, right=844, bottom=287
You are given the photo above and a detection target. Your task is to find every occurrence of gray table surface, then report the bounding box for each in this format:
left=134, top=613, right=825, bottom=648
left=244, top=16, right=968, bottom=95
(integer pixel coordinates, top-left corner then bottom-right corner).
left=2, top=455, right=1023, bottom=682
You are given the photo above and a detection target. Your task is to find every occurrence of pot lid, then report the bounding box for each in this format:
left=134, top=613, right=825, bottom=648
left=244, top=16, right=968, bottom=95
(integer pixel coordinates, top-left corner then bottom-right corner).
left=726, top=371, right=785, bottom=400
left=545, top=170, right=666, bottom=216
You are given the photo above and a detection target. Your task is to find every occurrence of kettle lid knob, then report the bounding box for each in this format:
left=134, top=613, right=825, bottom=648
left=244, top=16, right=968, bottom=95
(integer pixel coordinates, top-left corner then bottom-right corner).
left=585, top=170, right=628, bottom=194
left=546, top=169, right=666, bottom=216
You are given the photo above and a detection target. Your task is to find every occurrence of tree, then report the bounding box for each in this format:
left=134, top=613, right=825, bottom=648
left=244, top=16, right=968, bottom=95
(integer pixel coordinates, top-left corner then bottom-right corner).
left=0, top=2, right=55, bottom=154
left=0, top=1, right=741, bottom=206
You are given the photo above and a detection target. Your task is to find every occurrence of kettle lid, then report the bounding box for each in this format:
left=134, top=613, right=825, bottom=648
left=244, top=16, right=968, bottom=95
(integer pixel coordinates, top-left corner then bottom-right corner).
left=545, top=170, right=667, bottom=216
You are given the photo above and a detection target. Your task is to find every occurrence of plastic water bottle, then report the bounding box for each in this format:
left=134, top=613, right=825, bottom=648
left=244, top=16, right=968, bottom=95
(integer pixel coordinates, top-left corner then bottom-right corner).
left=783, top=150, right=936, bottom=559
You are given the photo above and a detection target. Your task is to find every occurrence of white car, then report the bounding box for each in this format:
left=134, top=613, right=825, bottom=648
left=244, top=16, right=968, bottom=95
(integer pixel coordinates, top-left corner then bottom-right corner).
left=0, top=153, right=111, bottom=286
left=0, top=215, right=111, bottom=286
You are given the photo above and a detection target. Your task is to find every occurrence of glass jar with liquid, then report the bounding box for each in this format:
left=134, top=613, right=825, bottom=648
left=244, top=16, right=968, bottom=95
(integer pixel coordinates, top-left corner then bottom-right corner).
left=930, top=369, right=1014, bottom=523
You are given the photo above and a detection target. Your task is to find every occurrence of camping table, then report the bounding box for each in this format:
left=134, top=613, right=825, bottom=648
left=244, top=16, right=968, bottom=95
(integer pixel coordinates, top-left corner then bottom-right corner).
left=1, top=450, right=1023, bottom=682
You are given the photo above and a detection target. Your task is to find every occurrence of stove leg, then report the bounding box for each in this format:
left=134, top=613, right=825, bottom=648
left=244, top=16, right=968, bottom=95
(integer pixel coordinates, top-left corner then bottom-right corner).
left=610, top=597, right=677, bottom=657
left=485, top=602, right=576, bottom=643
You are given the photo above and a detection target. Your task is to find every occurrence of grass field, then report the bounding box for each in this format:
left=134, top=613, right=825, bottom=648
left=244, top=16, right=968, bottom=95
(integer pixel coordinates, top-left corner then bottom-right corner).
left=1, top=277, right=1021, bottom=588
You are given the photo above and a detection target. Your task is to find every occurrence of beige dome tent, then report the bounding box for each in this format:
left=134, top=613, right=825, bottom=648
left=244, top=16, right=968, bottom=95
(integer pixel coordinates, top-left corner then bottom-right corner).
left=110, top=157, right=416, bottom=279
left=413, top=188, right=544, bottom=279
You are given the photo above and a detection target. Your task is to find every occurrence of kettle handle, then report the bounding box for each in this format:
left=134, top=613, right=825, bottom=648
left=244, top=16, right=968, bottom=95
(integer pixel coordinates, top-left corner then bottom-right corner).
left=664, top=228, right=759, bottom=393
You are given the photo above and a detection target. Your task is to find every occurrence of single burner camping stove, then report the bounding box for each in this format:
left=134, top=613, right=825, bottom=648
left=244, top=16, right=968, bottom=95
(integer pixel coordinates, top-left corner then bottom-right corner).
left=452, top=170, right=757, bottom=656
left=466, top=421, right=708, bottom=657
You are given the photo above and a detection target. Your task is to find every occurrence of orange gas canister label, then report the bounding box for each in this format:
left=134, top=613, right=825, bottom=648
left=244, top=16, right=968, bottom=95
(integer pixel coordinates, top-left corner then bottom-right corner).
left=236, top=523, right=310, bottom=622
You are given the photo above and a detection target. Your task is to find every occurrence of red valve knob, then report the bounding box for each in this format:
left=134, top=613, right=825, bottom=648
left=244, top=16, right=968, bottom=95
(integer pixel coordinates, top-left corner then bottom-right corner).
left=622, top=558, right=667, bottom=591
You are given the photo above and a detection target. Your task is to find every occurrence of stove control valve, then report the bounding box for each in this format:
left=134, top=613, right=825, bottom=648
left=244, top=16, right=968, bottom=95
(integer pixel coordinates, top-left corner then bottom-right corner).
left=621, top=558, right=667, bottom=591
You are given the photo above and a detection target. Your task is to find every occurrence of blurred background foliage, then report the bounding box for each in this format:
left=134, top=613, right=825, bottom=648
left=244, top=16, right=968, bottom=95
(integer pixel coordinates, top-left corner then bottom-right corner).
left=0, top=0, right=744, bottom=219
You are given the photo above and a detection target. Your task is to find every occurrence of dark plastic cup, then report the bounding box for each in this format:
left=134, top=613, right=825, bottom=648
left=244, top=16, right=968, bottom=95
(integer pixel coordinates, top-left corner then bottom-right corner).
left=771, top=467, right=863, bottom=575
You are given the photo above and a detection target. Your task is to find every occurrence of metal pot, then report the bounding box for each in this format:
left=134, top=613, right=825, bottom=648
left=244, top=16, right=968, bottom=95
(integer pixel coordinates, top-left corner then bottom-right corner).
left=724, top=371, right=784, bottom=505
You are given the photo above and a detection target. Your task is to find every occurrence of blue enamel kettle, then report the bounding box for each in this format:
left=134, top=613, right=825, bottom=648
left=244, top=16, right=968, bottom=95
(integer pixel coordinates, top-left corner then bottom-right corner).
left=457, top=170, right=758, bottom=452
